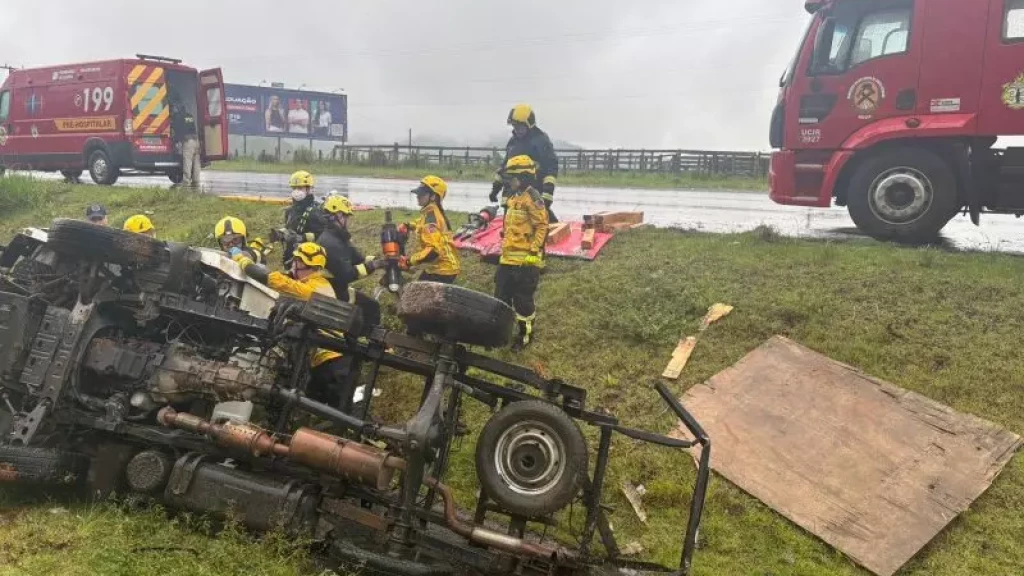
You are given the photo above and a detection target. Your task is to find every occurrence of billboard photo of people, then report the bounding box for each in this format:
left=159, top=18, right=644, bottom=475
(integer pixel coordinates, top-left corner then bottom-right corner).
left=227, top=84, right=347, bottom=142
left=265, top=94, right=287, bottom=133
left=288, top=98, right=310, bottom=135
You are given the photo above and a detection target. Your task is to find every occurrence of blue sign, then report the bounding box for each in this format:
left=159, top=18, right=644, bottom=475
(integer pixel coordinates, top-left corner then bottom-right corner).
left=225, top=84, right=347, bottom=142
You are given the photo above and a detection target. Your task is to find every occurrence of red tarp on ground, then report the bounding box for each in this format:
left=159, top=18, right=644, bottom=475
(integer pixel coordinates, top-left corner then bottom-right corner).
left=453, top=218, right=614, bottom=261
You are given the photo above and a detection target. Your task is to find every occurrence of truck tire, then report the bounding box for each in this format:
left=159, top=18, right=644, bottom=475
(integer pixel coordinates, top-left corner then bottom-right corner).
left=60, top=170, right=83, bottom=183
left=475, top=400, right=588, bottom=518
left=48, top=218, right=164, bottom=267
left=167, top=170, right=183, bottom=185
left=846, top=147, right=959, bottom=242
left=397, top=282, right=514, bottom=348
left=88, top=149, right=119, bottom=186
left=0, top=445, right=89, bottom=485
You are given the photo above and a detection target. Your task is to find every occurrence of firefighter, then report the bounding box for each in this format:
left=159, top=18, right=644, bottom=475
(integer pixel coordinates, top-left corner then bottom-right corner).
left=274, top=170, right=328, bottom=266
left=495, top=155, right=548, bottom=351
left=123, top=214, right=156, bottom=237
left=398, top=176, right=461, bottom=284
left=215, top=216, right=270, bottom=264
left=318, top=195, right=385, bottom=330
left=490, top=104, right=559, bottom=222
left=231, top=242, right=355, bottom=412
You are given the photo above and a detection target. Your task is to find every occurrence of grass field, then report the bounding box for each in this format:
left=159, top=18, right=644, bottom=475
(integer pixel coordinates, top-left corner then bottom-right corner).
left=0, top=175, right=1021, bottom=576
left=211, top=158, right=769, bottom=191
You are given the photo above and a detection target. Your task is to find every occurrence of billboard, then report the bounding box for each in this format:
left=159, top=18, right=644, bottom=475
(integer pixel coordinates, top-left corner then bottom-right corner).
left=225, top=84, right=347, bottom=141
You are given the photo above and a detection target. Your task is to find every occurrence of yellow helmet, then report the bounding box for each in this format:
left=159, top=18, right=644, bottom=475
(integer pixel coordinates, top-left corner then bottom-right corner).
left=289, top=170, right=315, bottom=188
left=415, top=175, right=447, bottom=200
left=123, top=214, right=155, bottom=234
left=503, top=155, right=538, bottom=176
left=215, top=216, right=247, bottom=239
left=507, top=104, right=536, bottom=129
left=323, top=195, right=355, bottom=216
left=293, top=242, right=327, bottom=268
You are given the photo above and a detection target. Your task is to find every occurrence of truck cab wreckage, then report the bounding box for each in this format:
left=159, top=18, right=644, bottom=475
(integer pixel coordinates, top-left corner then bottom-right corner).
left=0, top=219, right=710, bottom=576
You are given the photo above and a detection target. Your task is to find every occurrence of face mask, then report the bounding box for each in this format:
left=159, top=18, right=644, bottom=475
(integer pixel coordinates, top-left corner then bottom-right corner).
left=291, top=189, right=307, bottom=202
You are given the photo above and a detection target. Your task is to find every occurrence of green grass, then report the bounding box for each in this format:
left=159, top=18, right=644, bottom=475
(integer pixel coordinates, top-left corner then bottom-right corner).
left=0, top=175, right=1022, bottom=576
left=211, top=158, right=768, bottom=191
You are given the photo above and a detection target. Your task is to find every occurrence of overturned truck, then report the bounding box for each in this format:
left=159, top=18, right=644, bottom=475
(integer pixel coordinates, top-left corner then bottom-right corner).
left=0, top=219, right=710, bottom=576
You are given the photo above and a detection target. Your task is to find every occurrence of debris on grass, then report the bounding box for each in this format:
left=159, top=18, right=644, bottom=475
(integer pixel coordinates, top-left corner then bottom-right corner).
left=620, top=541, right=645, bottom=556
left=621, top=482, right=648, bottom=524
left=662, top=303, right=733, bottom=379
left=699, top=303, right=734, bottom=331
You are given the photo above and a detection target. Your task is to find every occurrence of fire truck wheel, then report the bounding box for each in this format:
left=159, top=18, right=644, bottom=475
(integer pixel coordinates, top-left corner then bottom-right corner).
left=847, top=147, right=958, bottom=242
left=397, top=282, right=514, bottom=348
left=48, top=218, right=164, bottom=267
left=87, top=149, right=119, bottom=186
left=475, top=400, right=588, bottom=518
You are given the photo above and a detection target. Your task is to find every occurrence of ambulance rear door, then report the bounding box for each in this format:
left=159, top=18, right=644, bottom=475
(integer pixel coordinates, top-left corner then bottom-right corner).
left=198, top=68, right=228, bottom=161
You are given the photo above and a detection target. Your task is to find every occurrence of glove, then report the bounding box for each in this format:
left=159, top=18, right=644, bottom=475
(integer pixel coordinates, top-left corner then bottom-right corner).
left=232, top=253, right=254, bottom=268
left=364, top=255, right=376, bottom=265
left=523, top=254, right=542, bottom=267
left=489, top=181, right=502, bottom=203
left=397, top=256, right=411, bottom=271
left=227, top=247, right=244, bottom=258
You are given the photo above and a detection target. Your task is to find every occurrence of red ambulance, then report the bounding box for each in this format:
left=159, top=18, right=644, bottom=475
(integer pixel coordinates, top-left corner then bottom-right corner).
left=0, top=55, right=227, bottom=185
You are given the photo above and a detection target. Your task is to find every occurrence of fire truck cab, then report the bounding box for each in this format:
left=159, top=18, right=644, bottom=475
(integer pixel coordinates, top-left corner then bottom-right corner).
left=770, top=0, right=1024, bottom=241
left=0, top=55, right=228, bottom=185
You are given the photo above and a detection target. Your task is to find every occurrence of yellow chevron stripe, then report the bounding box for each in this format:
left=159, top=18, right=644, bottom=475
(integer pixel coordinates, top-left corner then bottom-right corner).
left=127, top=64, right=148, bottom=85
left=134, top=84, right=166, bottom=130
left=129, top=68, right=164, bottom=109
left=145, top=107, right=170, bottom=134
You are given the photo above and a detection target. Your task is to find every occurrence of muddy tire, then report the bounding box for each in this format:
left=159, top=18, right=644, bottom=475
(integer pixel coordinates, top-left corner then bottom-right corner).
left=846, top=147, right=959, bottom=242
left=397, top=282, right=514, bottom=348
left=0, top=445, right=88, bottom=485
left=48, top=218, right=164, bottom=267
left=475, top=400, right=588, bottom=518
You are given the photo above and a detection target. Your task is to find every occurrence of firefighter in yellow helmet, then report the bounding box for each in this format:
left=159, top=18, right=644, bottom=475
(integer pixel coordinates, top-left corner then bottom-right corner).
left=275, top=170, right=328, bottom=266
left=495, top=156, right=549, bottom=351
left=490, top=104, right=560, bottom=222
left=233, top=242, right=356, bottom=411
left=123, top=214, right=156, bottom=237
left=397, top=176, right=461, bottom=284
left=215, top=216, right=270, bottom=264
left=317, top=194, right=384, bottom=330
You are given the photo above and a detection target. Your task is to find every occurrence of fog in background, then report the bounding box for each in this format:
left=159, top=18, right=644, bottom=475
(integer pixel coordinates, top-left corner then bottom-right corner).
left=0, top=0, right=809, bottom=150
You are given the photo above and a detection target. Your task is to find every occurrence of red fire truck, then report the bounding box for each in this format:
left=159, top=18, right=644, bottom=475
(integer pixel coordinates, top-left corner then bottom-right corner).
left=0, top=55, right=227, bottom=185
left=770, top=0, right=1024, bottom=241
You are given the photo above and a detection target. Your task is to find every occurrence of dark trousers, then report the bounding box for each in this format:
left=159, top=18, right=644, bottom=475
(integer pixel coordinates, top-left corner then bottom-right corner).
left=417, top=272, right=457, bottom=284
left=495, top=264, right=540, bottom=317
left=309, top=356, right=355, bottom=413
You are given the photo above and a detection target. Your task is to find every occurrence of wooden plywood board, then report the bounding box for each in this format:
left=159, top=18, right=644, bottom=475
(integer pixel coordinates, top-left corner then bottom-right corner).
left=662, top=336, right=698, bottom=380
left=674, top=336, right=1021, bottom=576
left=546, top=222, right=571, bottom=246
left=592, top=211, right=644, bottom=233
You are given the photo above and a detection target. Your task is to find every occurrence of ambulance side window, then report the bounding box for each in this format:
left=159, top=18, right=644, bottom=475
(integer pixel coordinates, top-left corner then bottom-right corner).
left=1005, top=0, right=1024, bottom=41
left=0, top=91, right=10, bottom=122
left=206, top=86, right=222, bottom=117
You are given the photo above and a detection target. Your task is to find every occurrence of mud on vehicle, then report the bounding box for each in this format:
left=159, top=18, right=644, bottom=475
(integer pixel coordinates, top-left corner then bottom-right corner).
left=0, top=220, right=711, bottom=576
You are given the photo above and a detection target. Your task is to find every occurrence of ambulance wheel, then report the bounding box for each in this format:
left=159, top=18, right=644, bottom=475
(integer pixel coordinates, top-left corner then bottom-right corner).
left=846, top=147, right=958, bottom=243
left=475, top=400, right=588, bottom=518
left=48, top=218, right=164, bottom=267
left=88, top=150, right=119, bottom=186
left=167, top=170, right=183, bottom=185
left=397, top=282, right=514, bottom=348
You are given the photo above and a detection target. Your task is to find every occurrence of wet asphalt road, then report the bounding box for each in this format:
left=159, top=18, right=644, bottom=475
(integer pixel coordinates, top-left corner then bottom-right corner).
left=29, top=170, right=1024, bottom=254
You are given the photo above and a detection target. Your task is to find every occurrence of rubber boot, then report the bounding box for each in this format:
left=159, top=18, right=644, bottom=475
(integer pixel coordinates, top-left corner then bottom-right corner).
left=511, top=314, right=535, bottom=352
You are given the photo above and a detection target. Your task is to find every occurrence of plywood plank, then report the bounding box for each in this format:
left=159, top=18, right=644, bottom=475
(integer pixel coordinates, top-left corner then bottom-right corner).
left=661, top=336, right=698, bottom=380
left=673, top=336, right=1021, bottom=576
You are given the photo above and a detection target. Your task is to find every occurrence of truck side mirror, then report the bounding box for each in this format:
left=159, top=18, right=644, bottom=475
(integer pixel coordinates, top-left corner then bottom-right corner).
left=811, top=18, right=835, bottom=73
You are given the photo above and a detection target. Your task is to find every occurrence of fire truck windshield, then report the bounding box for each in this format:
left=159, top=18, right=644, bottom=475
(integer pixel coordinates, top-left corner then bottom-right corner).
left=810, top=3, right=911, bottom=75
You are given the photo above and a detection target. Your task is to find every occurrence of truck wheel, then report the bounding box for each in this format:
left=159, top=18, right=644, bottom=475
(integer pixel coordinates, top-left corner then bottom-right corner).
left=475, top=400, right=588, bottom=518
left=397, top=282, right=514, bottom=348
left=167, top=170, right=183, bottom=185
left=846, top=147, right=959, bottom=242
left=47, top=218, right=164, bottom=267
left=88, top=149, right=119, bottom=186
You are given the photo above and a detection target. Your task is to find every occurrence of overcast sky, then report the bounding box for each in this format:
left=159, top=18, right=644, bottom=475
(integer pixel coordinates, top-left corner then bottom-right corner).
left=0, top=0, right=809, bottom=150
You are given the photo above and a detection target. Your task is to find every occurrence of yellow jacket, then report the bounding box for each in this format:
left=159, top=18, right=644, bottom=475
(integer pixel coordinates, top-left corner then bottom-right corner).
left=267, top=271, right=343, bottom=368
left=407, top=203, right=461, bottom=277
left=500, top=186, right=549, bottom=267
